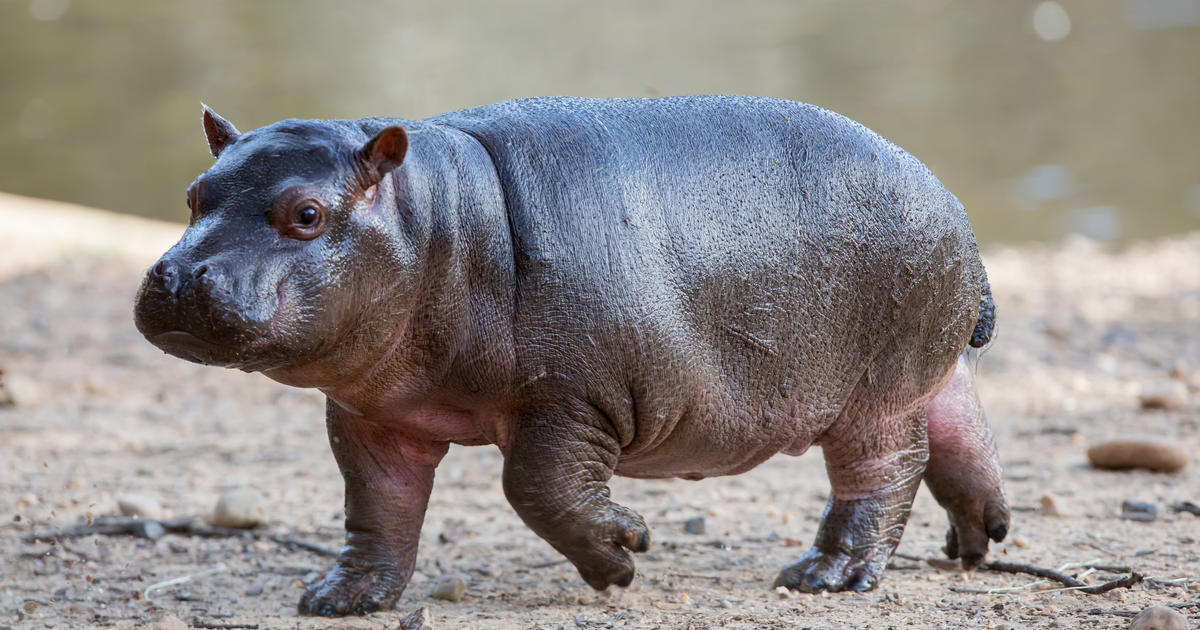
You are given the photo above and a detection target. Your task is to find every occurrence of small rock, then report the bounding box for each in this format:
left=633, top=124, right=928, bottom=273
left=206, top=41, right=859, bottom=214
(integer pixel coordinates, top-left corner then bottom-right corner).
left=302, top=570, right=323, bottom=585
left=175, top=589, right=193, bottom=601
left=398, top=606, right=434, bottom=630
left=213, top=488, right=266, bottom=529
left=246, top=585, right=264, bottom=596
left=155, top=616, right=188, bottom=630
left=1128, top=604, right=1187, bottom=630
left=1042, top=313, right=1073, bottom=342
left=134, top=519, right=166, bottom=540
left=1170, top=360, right=1189, bottom=380
left=1087, top=440, right=1189, bottom=473
left=1121, top=500, right=1158, bottom=522
left=1040, top=494, right=1070, bottom=518
left=774, top=585, right=794, bottom=599
left=683, top=516, right=706, bottom=535
left=117, top=494, right=163, bottom=519
left=429, top=575, right=466, bottom=602
left=1139, top=382, right=1188, bottom=410
left=471, top=562, right=503, bottom=578
left=0, top=373, right=41, bottom=407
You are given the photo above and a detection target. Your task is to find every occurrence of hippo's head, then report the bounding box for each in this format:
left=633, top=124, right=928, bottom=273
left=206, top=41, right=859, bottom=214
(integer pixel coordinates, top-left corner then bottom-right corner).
left=134, top=106, right=412, bottom=374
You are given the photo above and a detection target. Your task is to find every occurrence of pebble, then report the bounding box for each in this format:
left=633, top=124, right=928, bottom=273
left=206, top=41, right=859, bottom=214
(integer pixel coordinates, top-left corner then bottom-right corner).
left=1128, top=604, right=1187, bottom=630
left=683, top=516, right=706, bottom=535
left=1121, top=500, right=1158, bottom=522
left=1139, top=382, right=1188, bottom=410
left=1087, top=440, right=1188, bottom=473
left=212, top=488, right=266, bottom=529
left=117, top=494, right=163, bottom=520
left=429, top=575, right=467, bottom=602
left=1040, top=494, right=1070, bottom=518
left=245, top=585, right=264, bottom=596
left=155, top=616, right=188, bottom=630
left=0, top=373, right=41, bottom=407
left=398, top=606, right=433, bottom=630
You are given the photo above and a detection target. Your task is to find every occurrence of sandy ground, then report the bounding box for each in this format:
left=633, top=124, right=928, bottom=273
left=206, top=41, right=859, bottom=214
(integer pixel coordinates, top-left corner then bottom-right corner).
left=1, top=194, right=1198, bottom=629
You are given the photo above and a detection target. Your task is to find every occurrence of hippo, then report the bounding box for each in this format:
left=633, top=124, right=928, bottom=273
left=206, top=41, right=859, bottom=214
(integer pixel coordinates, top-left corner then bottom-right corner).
left=134, top=96, right=1009, bottom=616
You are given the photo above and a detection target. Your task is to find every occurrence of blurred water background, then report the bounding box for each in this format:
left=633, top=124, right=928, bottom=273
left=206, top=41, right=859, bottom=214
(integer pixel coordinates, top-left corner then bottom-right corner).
left=1, top=0, right=1198, bottom=244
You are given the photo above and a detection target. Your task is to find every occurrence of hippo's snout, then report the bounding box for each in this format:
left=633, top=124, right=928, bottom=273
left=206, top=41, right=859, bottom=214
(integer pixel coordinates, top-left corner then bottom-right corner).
left=134, top=254, right=279, bottom=368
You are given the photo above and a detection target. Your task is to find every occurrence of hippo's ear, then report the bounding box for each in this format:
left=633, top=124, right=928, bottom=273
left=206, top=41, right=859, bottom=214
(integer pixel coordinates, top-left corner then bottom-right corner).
left=202, top=104, right=240, bottom=158
left=356, top=125, right=408, bottom=188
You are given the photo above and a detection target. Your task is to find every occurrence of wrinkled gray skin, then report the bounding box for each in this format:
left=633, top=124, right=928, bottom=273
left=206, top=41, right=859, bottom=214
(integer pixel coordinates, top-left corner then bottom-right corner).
left=134, top=96, right=1009, bottom=616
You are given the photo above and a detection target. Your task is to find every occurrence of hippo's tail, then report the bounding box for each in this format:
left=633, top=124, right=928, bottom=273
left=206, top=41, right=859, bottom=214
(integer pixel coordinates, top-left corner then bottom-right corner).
left=969, top=272, right=995, bottom=348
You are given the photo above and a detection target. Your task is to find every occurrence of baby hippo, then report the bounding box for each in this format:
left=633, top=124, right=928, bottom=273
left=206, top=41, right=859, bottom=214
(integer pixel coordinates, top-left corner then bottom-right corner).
left=135, top=96, right=1009, bottom=616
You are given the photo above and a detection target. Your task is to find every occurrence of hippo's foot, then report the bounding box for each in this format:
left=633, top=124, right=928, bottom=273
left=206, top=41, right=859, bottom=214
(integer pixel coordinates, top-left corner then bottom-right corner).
left=566, top=503, right=651, bottom=590
left=780, top=395, right=929, bottom=594
left=943, top=498, right=1009, bottom=568
left=298, top=559, right=407, bottom=616
left=503, top=404, right=652, bottom=591
left=774, top=543, right=891, bottom=592
left=925, top=355, right=1010, bottom=568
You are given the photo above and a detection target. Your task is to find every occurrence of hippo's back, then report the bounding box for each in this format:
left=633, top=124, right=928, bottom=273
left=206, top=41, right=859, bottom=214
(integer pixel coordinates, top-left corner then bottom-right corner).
left=436, top=96, right=984, bottom=476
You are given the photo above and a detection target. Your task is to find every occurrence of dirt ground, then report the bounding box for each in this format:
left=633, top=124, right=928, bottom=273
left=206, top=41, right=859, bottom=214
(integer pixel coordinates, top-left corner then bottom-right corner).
left=1, top=196, right=1198, bottom=629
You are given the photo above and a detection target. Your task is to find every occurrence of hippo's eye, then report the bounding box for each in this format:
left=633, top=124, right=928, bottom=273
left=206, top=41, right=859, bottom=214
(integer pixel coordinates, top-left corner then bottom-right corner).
left=272, top=197, right=329, bottom=241
left=297, top=206, right=318, bottom=225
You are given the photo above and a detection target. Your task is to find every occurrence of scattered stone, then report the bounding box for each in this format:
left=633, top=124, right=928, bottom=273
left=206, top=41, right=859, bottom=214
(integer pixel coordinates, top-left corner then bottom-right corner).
left=174, top=589, right=193, bottom=601
left=117, top=493, right=163, bottom=519
left=1139, top=382, right=1188, bottom=410
left=155, top=616, right=188, bottom=630
left=1121, top=500, right=1158, bottom=522
left=1087, top=440, right=1188, bottom=473
left=398, top=606, right=434, bottom=630
left=774, top=585, right=794, bottom=599
left=1170, top=360, right=1190, bottom=380
left=0, top=372, right=41, bottom=407
left=438, top=519, right=468, bottom=544
left=1042, top=313, right=1073, bottom=342
left=429, top=575, right=466, bottom=602
left=683, top=516, right=706, bottom=535
left=471, top=562, right=503, bottom=578
left=212, top=488, right=266, bottom=529
left=245, top=585, right=264, bottom=596
left=1040, top=494, right=1070, bottom=518
left=302, top=571, right=323, bottom=585
left=1128, top=604, right=1187, bottom=630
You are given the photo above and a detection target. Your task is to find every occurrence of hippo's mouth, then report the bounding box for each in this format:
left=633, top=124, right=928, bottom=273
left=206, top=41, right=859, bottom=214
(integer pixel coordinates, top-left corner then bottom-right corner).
left=150, top=330, right=234, bottom=364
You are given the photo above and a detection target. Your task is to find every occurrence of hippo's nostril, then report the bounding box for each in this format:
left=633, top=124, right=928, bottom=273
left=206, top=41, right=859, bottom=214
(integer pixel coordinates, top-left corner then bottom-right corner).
left=194, top=264, right=209, bottom=279
left=153, top=260, right=167, bottom=277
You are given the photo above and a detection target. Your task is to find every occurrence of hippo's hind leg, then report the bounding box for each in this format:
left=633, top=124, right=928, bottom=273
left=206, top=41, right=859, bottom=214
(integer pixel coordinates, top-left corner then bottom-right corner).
left=502, top=401, right=650, bottom=590
left=775, top=386, right=929, bottom=593
left=924, top=354, right=1009, bottom=567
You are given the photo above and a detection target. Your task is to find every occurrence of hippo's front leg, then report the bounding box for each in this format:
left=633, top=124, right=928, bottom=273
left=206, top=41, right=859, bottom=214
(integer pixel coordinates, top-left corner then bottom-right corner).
left=776, top=405, right=928, bottom=593
left=300, top=400, right=448, bottom=616
left=502, top=402, right=651, bottom=590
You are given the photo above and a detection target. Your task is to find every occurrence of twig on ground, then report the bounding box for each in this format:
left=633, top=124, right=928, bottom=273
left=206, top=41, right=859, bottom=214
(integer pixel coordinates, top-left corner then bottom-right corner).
left=894, top=553, right=1146, bottom=596
left=23, top=516, right=339, bottom=558
left=142, top=563, right=227, bottom=599
left=190, top=622, right=260, bottom=629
